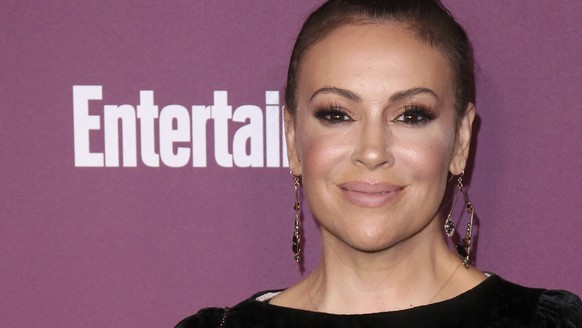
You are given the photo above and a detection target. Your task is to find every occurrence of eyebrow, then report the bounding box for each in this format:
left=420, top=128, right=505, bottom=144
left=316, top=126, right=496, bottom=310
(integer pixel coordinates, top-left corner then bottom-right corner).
left=310, top=86, right=438, bottom=103
left=389, top=87, right=439, bottom=102
left=310, top=86, right=363, bottom=103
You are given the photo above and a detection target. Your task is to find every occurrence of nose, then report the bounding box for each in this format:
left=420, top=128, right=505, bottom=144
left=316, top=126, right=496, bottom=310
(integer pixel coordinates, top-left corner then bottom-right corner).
left=351, top=119, right=393, bottom=170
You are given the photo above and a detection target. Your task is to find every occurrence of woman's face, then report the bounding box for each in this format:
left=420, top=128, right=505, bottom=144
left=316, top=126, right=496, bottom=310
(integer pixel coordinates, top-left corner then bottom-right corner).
left=285, top=22, right=474, bottom=253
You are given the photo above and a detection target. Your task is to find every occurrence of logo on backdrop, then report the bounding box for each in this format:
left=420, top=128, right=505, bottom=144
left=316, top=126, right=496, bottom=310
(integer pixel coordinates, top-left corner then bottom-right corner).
left=72, top=85, right=288, bottom=168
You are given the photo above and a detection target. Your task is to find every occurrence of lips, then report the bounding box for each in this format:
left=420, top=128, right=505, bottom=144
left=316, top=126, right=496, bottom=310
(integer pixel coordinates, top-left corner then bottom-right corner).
left=338, top=181, right=404, bottom=208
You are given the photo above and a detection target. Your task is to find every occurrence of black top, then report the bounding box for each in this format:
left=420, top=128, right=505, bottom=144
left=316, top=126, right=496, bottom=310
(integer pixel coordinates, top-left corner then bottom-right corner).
left=175, top=275, right=582, bottom=327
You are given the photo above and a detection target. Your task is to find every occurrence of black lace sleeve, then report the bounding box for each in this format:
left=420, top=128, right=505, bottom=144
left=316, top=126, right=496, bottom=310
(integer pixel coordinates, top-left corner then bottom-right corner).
left=174, top=307, right=227, bottom=328
left=534, top=289, right=582, bottom=327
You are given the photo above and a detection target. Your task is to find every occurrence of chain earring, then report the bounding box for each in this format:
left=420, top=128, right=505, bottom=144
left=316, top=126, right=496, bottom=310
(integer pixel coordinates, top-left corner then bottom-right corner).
left=291, top=174, right=302, bottom=263
left=444, top=171, right=475, bottom=268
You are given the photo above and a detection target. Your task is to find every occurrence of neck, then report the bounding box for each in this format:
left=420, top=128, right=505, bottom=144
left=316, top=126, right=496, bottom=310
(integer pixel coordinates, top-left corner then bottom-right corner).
left=306, top=219, right=469, bottom=314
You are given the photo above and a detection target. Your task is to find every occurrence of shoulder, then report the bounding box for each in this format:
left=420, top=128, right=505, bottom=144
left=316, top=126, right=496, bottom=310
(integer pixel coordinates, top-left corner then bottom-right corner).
left=533, top=289, right=582, bottom=327
left=173, top=290, right=279, bottom=328
left=174, top=307, right=226, bottom=328
left=486, top=275, right=582, bottom=327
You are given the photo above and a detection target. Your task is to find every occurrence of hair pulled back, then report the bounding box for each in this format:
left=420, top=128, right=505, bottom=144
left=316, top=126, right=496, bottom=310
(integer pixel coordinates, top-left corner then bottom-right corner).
left=285, top=0, right=475, bottom=117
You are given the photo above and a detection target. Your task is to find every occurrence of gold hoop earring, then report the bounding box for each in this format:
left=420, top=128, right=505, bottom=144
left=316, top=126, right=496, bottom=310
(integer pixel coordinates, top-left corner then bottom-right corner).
left=444, top=171, right=475, bottom=268
left=291, top=174, right=302, bottom=263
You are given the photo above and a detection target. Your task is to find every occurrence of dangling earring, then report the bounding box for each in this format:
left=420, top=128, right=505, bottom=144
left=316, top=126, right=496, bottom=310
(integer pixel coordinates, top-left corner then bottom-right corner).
left=444, top=171, right=475, bottom=268
left=291, top=174, right=302, bottom=263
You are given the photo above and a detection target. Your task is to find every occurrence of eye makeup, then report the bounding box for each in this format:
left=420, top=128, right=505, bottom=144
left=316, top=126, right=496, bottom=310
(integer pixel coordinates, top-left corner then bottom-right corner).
left=394, top=103, right=437, bottom=126
left=313, top=103, right=354, bottom=125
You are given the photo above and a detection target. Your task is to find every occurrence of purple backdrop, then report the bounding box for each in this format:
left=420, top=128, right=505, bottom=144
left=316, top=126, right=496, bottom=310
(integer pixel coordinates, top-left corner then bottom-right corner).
left=1, top=1, right=581, bottom=327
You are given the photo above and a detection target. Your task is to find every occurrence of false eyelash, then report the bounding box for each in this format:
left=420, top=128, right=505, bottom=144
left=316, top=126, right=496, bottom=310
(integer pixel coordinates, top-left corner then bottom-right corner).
left=397, top=104, right=437, bottom=125
left=313, top=104, right=353, bottom=125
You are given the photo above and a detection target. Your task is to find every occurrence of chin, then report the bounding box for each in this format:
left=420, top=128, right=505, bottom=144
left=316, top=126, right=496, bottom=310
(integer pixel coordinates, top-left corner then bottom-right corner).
left=340, top=227, right=406, bottom=254
left=346, top=239, right=402, bottom=254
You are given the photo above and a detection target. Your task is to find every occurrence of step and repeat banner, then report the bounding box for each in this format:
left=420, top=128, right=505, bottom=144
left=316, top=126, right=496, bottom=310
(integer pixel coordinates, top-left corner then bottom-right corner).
left=2, top=1, right=581, bottom=327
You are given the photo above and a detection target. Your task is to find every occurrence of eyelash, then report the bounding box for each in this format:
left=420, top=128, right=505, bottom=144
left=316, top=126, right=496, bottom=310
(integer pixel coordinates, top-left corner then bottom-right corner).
left=396, top=104, right=437, bottom=125
left=313, top=105, right=353, bottom=125
left=313, top=103, right=437, bottom=126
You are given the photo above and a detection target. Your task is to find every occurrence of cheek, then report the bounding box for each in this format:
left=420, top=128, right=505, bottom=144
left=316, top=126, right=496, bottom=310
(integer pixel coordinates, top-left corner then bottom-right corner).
left=405, top=140, right=448, bottom=174
left=298, top=127, right=351, bottom=180
left=394, top=126, right=455, bottom=183
left=406, top=133, right=454, bottom=213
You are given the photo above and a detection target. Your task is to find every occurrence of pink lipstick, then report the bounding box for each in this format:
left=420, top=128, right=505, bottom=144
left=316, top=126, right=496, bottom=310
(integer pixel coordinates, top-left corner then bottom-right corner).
left=338, top=181, right=403, bottom=208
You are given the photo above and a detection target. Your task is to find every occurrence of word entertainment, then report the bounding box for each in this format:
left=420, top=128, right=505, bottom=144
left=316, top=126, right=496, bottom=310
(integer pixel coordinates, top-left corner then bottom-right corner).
left=73, top=85, right=288, bottom=168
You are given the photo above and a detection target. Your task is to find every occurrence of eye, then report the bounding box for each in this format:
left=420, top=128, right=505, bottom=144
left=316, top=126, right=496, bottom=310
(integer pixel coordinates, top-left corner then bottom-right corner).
left=395, top=105, right=436, bottom=125
left=314, top=107, right=353, bottom=125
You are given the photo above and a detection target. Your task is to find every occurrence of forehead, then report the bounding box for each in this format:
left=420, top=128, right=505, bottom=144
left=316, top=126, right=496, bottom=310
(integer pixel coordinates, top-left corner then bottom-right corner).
left=298, top=22, right=455, bottom=102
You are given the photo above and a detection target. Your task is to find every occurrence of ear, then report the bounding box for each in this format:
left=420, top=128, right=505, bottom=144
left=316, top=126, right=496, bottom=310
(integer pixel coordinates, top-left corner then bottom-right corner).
left=449, top=103, right=476, bottom=175
left=284, top=108, right=303, bottom=176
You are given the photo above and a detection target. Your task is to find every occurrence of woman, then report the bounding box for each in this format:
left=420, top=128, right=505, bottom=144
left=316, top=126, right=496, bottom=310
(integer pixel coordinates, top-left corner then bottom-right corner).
left=176, top=0, right=582, bottom=326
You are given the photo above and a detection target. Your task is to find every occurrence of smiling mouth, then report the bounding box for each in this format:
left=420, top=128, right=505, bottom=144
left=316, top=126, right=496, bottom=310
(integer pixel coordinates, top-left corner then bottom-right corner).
left=338, top=182, right=404, bottom=207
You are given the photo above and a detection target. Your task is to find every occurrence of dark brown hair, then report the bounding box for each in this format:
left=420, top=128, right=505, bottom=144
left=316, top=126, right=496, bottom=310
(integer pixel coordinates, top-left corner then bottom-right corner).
left=285, top=0, right=475, bottom=117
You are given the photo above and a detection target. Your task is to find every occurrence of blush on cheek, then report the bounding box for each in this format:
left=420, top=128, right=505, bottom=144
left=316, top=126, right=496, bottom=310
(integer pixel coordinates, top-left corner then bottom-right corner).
left=298, top=126, right=352, bottom=174
left=397, top=133, right=452, bottom=183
